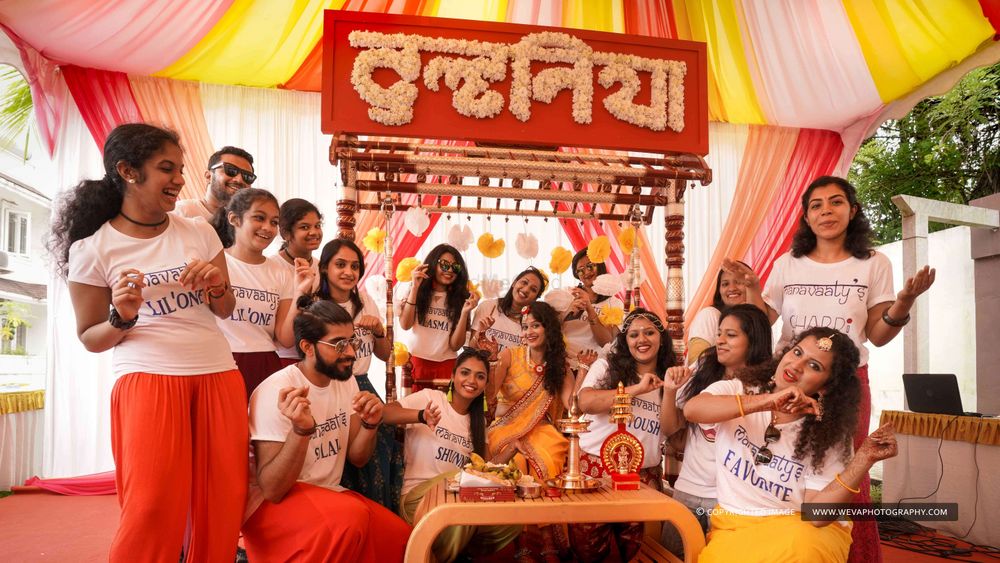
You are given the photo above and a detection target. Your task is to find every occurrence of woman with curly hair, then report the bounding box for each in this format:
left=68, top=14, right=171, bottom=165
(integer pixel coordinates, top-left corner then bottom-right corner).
left=52, top=123, right=246, bottom=561
left=659, top=304, right=772, bottom=558
left=724, top=175, right=933, bottom=562
left=487, top=301, right=573, bottom=480
left=568, top=308, right=676, bottom=562
left=684, top=327, right=898, bottom=562
left=398, top=243, right=477, bottom=391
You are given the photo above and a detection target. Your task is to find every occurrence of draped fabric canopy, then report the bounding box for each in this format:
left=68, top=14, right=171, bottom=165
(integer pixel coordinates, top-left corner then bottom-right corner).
left=2, top=0, right=999, bottom=479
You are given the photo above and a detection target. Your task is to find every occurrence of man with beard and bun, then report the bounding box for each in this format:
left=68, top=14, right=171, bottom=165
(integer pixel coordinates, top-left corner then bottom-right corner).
left=174, top=146, right=255, bottom=220
left=242, top=301, right=411, bottom=562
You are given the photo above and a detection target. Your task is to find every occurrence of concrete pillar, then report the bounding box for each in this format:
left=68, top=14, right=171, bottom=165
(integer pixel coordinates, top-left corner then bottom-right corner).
left=970, top=193, right=1000, bottom=414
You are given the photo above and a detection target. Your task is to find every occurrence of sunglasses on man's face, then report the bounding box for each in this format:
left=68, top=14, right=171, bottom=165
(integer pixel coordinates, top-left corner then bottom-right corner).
left=210, top=162, right=257, bottom=185
left=315, top=336, right=360, bottom=355
left=754, top=422, right=782, bottom=465
left=437, top=260, right=462, bottom=273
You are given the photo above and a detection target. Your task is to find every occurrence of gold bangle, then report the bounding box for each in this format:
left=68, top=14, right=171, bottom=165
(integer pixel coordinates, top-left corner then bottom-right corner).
left=736, top=395, right=745, bottom=418
left=834, top=473, right=861, bottom=494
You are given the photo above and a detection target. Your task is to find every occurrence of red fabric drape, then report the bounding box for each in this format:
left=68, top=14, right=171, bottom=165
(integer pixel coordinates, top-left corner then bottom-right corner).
left=0, top=23, right=67, bottom=156
left=980, top=0, right=1000, bottom=38
left=23, top=471, right=116, bottom=496
left=61, top=65, right=143, bottom=151
left=744, top=128, right=844, bottom=285
left=623, top=0, right=677, bottom=38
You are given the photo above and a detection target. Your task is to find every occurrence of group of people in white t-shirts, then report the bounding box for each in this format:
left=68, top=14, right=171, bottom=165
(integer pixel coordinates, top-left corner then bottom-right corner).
left=55, top=123, right=935, bottom=563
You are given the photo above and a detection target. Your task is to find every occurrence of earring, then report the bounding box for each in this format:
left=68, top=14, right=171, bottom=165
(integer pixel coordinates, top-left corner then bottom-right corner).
left=127, top=179, right=136, bottom=184
left=816, top=394, right=825, bottom=421
left=446, top=382, right=453, bottom=403
left=483, top=396, right=488, bottom=412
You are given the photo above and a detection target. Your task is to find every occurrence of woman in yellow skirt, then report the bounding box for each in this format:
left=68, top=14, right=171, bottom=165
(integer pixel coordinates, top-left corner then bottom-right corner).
left=684, top=327, right=898, bottom=562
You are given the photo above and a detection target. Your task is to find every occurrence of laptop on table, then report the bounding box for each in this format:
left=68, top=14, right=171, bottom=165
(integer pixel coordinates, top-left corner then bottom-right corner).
left=902, top=373, right=989, bottom=417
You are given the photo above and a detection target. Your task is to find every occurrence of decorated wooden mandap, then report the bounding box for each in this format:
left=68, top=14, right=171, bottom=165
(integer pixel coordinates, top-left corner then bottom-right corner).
left=321, top=10, right=712, bottom=402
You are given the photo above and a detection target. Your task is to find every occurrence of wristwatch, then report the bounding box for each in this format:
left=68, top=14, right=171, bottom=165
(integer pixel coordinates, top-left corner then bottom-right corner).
left=109, top=307, right=138, bottom=330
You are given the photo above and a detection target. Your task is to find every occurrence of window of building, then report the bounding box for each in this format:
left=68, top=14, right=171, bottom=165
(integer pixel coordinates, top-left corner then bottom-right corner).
left=5, top=209, right=29, bottom=255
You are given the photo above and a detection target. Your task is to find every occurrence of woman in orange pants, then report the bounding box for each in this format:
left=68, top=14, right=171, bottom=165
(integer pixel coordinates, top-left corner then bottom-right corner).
left=53, top=123, right=248, bottom=562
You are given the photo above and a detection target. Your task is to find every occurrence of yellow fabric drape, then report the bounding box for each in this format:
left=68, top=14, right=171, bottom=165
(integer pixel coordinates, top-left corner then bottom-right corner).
left=129, top=76, right=215, bottom=201
left=155, top=0, right=345, bottom=87
left=684, top=125, right=799, bottom=328
left=0, top=390, right=45, bottom=415
left=434, top=0, right=507, bottom=21
left=843, top=0, right=994, bottom=102
left=676, top=0, right=765, bottom=124
left=880, top=410, right=1000, bottom=447
left=560, top=0, right=624, bottom=33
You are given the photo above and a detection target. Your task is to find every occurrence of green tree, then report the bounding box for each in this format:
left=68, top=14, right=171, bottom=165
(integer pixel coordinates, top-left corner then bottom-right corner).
left=0, top=65, right=32, bottom=160
left=849, top=62, right=1000, bottom=244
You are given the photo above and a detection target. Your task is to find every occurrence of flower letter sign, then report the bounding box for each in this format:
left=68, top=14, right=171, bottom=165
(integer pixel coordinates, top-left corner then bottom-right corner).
left=322, top=11, right=708, bottom=155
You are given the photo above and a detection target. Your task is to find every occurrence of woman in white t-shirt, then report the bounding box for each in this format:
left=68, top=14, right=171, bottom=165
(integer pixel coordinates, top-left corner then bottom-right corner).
left=270, top=198, right=322, bottom=366
left=724, top=175, right=933, bottom=563
left=307, top=239, right=399, bottom=510
left=384, top=347, right=520, bottom=562
left=53, top=124, right=246, bottom=562
left=211, top=188, right=301, bottom=397
left=469, top=266, right=547, bottom=361
left=558, top=248, right=622, bottom=363
left=686, top=262, right=750, bottom=363
left=398, top=244, right=477, bottom=391
left=684, top=327, right=898, bottom=562
left=659, top=304, right=772, bottom=558
left=570, top=308, right=677, bottom=562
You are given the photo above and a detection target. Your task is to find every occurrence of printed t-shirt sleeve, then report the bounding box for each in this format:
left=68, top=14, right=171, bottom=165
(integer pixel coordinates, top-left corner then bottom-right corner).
left=688, top=307, right=721, bottom=344
left=192, top=217, right=224, bottom=260
left=804, top=448, right=848, bottom=492
left=761, top=255, right=786, bottom=312
left=394, top=282, right=412, bottom=311
left=702, top=378, right=743, bottom=396
left=277, top=265, right=293, bottom=301
left=359, top=290, right=383, bottom=322
left=249, top=378, right=292, bottom=442
left=67, top=238, right=108, bottom=287
left=578, top=359, right=609, bottom=390
left=398, top=388, right=432, bottom=409
left=867, top=252, right=896, bottom=306
left=471, top=299, right=496, bottom=330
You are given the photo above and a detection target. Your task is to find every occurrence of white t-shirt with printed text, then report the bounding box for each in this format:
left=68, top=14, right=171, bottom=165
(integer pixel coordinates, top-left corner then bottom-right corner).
left=704, top=379, right=848, bottom=515
left=398, top=389, right=474, bottom=495
left=67, top=216, right=236, bottom=377
left=687, top=307, right=722, bottom=349
left=763, top=252, right=895, bottom=365
left=338, top=291, right=383, bottom=376
left=267, top=254, right=319, bottom=360
left=561, top=296, right=624, bottom=360
left=470, top=298, right=522, bottom=352
left=577, top=359, right=663, bottom=469
left=672, top=377, right=720, bottom=499
left=395, top=283, right=457, bottom=362
left=216, top=254, right=292, bottom=353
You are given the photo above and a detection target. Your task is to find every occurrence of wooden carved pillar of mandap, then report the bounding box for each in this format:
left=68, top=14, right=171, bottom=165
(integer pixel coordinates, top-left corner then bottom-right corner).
left=334, top=135, right=358, bottom=241
left=665, top=179, right=687, bottom=359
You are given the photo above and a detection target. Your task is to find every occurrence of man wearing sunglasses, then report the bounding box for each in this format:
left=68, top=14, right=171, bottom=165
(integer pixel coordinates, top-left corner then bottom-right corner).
left=175, top=146, right=256, bottom=220
left=243, top=301, right=411, bottom=562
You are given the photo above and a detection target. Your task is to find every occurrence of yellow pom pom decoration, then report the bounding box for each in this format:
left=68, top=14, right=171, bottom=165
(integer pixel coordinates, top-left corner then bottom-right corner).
left=362, top=227, right=386, bottom=254
left=468, top=280, right=482, bottom=298
left=598, top=305, right=624, bottom=327
left=477, top=233, right=505, bottom=259
left=550, top=247, right=573, bottom=274
left=393, top=341, right=410, bottom=366
left=587, top=236, right=611, bottom=264
left=617, top=227, right=641, bottom=255
left=395, top=257, right=421, bottom=282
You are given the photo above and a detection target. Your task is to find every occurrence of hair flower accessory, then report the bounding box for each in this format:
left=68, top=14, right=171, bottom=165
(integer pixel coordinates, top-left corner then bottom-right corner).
left=587, top=236, right=611, bottom=264
left=515, top=232, right=539, bottom=259
left=447, top=224, right=474, bottom=252
left=403, top=206, right=430, bottom=236
left=520, top=305, right=531, bottom=317
left=477, top=233, right=505, bottom=258
left=817, top=335, right=834, bottom=352
left=549, top=246, right=573, bottom=274
left=617, top=226, right=641, bottom=255
left=598, top=305, right=625, bottom=327
left=393, top=341, right=411, bottom=366
left=362, top=227, right=386, bottom=254
left=395, top=257, right=421, bottom=282
left=592, top=273, right=624, bottom=297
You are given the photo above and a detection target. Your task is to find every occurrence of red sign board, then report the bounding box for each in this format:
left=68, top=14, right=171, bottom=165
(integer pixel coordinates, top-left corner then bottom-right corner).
left=321, top=10, right=708, bottom=155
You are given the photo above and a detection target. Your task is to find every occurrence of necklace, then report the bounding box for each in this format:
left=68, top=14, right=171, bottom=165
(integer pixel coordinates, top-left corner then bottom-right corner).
left=120, top=211, right=167, bottom=228
left=527, top=350, right=546, bottom=376
left=283, top=247, right=312, bottom=265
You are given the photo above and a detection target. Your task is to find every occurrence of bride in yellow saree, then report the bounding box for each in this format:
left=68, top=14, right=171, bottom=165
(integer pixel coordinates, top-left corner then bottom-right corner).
left=487, top=302, right=574, bottom=480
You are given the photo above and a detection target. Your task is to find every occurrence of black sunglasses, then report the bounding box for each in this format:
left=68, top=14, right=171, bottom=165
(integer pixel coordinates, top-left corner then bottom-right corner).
left=460, top=346, right=492, bottom=362
left=437, top=259, right=462, bottom=273
left=755, top=422, right=781, bottom=465
left=210, top=162, right=257, bottom=185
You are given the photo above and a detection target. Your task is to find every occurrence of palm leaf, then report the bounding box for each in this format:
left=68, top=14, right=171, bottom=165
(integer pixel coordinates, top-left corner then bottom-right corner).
left=0, top=66, right=33, bottom=156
